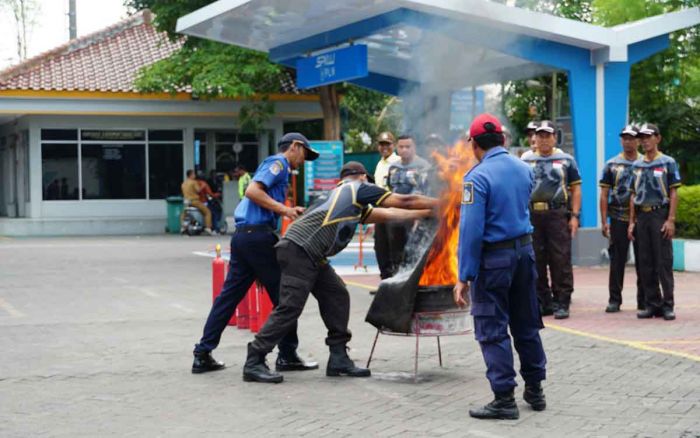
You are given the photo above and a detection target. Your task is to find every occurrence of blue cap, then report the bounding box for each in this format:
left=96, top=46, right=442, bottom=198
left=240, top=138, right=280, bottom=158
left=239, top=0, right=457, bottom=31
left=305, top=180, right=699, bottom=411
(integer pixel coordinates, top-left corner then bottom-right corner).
left=278, top=132, right=319, bottom=161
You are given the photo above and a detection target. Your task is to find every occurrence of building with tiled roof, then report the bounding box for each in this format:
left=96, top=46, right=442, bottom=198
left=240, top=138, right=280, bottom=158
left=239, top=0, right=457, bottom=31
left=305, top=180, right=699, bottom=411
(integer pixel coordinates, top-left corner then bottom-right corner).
left=0, top=11, right=182, bottom=93
left=0, top=10, right=321, bottom=236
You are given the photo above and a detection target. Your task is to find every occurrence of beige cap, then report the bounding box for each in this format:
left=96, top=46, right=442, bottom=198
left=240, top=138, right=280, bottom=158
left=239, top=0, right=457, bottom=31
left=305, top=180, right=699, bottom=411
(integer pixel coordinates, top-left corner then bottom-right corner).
left=377, top=131, right=395, bottom=144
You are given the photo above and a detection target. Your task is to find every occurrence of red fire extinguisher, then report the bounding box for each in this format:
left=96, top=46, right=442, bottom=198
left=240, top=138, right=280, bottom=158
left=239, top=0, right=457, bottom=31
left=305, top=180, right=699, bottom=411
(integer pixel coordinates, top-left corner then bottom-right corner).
left=258, top=284, right=273, bottom=327
left=237, top=283, right=254, bottom=330
left=249, top=282, right=261, bottom=333
left=212, top=244, right=236, bottom=326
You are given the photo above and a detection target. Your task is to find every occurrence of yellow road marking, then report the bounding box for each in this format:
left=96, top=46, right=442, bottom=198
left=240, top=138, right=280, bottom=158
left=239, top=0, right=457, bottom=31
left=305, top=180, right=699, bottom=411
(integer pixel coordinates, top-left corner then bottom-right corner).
left=545, top=322, right=700, bottom=362
left=345, top=280, right=375, bottom=290
left=638, top=339, right=700, bottom=345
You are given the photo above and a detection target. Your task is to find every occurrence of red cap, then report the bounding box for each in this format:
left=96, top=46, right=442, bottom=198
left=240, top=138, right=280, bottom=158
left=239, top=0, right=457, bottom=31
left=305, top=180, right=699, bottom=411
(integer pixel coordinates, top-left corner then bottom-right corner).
left=469, top=113, right=503, bottom=138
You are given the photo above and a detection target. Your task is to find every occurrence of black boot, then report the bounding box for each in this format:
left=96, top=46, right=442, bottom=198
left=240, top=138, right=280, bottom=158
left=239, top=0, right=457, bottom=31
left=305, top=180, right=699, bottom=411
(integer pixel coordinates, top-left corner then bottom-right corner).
left=540, top=303, right=554, bottom=316
left=554, top=305, right=570, bottom=320
left=637, top=307, right=661, bottom=319
left=275, top=351, right=319, bottom=371
left=243, top=343, right=283, bottom=383
left=469, top=390, right=519, bottom=420
left=605, top=303, right=620, bottom=313
left=326, top=344, right=371, bottom=377
left=523, top=383, right=546, bottom=411
left=662, top=308, right=676, bottom=321
left=192, top=351, right=225, bottom=374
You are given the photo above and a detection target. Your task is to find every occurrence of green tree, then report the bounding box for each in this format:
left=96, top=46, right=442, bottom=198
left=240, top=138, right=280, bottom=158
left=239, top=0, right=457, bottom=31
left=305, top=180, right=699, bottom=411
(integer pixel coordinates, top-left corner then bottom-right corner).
left=341, top=87, right=401, bottom=152
left=504, top=0, right=699, bottom=178
left=125, top=0, right=344, bottom=138
left=594, top=0, right=700, bottom=182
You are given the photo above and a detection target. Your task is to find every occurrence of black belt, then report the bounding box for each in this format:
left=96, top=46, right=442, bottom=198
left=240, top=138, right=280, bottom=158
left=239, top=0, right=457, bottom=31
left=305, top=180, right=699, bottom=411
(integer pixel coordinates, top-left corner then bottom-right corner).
left=483, top=234, right=532, bottom=251
left=530, top=201, right=566, bottom=211
left=635, top=205, right=668, bottom=213
left=235, top=224, right=275, bottom=233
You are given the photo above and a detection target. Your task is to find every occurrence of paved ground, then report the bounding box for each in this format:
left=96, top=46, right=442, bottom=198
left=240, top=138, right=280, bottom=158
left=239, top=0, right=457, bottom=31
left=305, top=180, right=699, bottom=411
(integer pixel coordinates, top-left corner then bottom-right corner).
left=1, top=235, right=699, bottom=437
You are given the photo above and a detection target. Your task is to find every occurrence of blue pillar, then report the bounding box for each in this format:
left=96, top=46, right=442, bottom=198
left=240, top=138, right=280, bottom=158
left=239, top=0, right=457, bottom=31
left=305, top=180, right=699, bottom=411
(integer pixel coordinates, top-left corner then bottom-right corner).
left=603, top=63, right=631, bottom=161
left=567, top=65, right=598, bottom=228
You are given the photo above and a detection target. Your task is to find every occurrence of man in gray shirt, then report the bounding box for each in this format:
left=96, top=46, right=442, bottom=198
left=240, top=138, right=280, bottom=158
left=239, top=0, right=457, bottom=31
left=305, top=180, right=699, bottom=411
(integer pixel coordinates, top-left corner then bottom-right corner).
left=386, top=134, right=431, bottom=273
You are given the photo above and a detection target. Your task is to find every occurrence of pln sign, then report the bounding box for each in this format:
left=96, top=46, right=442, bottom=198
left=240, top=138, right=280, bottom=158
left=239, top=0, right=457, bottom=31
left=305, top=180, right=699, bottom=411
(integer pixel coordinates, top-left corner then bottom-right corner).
left=296, top=45, right=368, bottom=89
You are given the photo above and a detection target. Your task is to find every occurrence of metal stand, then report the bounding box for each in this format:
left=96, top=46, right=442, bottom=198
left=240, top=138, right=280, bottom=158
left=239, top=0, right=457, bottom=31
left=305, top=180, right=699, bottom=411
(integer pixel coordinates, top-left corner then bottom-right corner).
left=366, top=310, right=470, bottom=381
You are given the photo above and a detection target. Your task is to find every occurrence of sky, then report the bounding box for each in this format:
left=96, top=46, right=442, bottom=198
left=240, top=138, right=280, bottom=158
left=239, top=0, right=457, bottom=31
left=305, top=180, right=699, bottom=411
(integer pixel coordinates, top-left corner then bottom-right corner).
left=0, top=0, right=131, bottom=70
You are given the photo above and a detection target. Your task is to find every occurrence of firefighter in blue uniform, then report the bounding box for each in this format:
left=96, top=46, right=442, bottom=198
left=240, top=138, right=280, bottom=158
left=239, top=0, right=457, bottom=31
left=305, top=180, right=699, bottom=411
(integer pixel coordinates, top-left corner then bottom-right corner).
left=454, top=114, right=547, bottom=420
left=191, top=133, right=320, bottom=374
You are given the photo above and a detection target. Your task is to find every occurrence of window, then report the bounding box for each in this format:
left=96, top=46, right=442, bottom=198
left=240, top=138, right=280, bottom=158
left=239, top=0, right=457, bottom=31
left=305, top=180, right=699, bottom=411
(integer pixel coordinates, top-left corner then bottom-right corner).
left=149, top=130, right=183, bottom=142
left=214, top=131, right=259, bottom=173
left=149, top=130, right=185, bottom=199
left=81, top=144, right=146, bottom=199
left=40, top=128, right=184, bottom=201
left=42, top=143, right=79, bottom=200
left=41, top=129, right=78, bottom=141
left=149, top=143, right=183, bottom=199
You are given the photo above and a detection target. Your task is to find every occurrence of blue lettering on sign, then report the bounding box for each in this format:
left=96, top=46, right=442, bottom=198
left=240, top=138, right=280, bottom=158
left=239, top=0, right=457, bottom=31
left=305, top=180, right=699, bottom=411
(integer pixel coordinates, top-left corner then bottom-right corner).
left=315, top=53, right=336, bottom=68
left=297, top=45, right=368, bottom=89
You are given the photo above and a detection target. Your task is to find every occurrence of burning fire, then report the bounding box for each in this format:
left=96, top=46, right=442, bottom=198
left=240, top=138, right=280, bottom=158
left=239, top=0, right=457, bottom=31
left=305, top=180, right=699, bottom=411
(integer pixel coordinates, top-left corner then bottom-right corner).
left=418, top=138, right=477, bottom=286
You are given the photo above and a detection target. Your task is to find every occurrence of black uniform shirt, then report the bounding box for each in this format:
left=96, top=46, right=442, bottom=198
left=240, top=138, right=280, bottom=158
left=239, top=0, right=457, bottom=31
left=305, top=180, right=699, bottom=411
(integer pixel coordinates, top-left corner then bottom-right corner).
left=523, top=151, right=582, bottom=205
left=387, top=156, right=430, bottom=195
left=599, top=152, right=640, bottom=221
left=631, top=153, right=682, bottom=207
left=284, top=180, right=390, bottom=262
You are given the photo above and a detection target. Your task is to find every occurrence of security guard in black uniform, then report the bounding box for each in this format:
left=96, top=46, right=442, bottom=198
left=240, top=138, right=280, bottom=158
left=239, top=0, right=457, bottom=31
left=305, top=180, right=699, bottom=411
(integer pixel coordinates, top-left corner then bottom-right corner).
left=242, top=162, right=438, bottom=383
left=599, top=124, right=644, bottom=313
left=455, top=114, right=547, bottom=420
left=628, top=123, right=681, bottom=321
left=191, top=133, right=319, bottom=374
left=522, top=121, right=582, bottom=320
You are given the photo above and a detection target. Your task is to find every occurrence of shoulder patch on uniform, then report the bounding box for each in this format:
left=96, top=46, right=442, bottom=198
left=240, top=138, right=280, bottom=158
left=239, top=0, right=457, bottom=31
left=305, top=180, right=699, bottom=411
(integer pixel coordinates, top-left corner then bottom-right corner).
left=270, top=160, right=283, bottom=176
left=462, top=182, right=474, bottom=205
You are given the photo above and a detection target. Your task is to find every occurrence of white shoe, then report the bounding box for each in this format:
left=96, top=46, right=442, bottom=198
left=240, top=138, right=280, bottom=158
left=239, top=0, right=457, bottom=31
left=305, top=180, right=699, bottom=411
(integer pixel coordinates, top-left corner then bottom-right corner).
left=204, top=228, right=215, bottom=236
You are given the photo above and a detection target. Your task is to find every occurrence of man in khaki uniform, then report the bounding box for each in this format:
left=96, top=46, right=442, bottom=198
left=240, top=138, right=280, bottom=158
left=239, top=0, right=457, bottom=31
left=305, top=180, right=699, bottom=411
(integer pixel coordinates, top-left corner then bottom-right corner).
left=181, top=169, right=213, bottom=234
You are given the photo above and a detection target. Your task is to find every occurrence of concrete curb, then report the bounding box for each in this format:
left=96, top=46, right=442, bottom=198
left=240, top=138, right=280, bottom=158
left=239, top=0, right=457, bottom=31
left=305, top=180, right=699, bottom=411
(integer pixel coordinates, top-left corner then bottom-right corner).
left=675, top=238, right=700, bottom=272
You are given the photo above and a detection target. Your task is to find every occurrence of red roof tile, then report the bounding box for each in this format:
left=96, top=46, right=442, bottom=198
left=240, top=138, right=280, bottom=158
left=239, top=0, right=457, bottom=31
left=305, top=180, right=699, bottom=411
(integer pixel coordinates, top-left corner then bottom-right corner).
left=0, top=10, right=182, bottom=93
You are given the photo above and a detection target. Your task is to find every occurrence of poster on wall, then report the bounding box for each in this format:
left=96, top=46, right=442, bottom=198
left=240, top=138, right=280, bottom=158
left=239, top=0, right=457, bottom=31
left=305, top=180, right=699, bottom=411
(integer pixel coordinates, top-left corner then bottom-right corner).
left=304, top=141, right=343, bottom=205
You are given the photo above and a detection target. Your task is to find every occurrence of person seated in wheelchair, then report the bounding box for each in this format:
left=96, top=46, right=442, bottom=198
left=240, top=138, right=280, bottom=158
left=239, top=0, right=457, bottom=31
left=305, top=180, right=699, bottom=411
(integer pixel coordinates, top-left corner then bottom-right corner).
left=181, top=169, right=214, bottom=235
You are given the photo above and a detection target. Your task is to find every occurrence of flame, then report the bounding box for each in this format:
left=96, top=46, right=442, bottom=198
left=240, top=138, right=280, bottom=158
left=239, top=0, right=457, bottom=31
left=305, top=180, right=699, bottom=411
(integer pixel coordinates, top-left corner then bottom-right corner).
left=418, top=138, right=477, bottom=286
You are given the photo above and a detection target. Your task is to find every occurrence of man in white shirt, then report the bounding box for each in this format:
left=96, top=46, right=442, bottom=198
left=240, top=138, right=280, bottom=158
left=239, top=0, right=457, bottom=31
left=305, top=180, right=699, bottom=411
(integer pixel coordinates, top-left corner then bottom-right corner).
left=372, top=132, right=401, bottom=288
left=520, top=121, right=539, bottom=160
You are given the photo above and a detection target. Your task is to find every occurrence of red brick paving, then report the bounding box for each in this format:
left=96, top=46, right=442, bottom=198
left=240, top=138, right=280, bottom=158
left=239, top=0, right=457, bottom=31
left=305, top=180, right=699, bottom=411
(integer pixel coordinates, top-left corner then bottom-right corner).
left=343, top=266, right=700, bottom=361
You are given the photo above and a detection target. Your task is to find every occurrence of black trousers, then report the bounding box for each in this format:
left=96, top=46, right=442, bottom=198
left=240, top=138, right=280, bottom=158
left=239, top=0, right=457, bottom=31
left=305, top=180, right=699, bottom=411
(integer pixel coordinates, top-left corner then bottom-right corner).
left=251, top=239, right=352, bottom=354
left=387, top=222, right=409, bottom=276
left=608, top=218, right=643, bottom=308
left=374, top=223, right=393, bottom=280
left=636, top=208, right=674, bottom=311
left=531, top=208, right=574, bottom=309
left=194, top=229, right=298, bottom=355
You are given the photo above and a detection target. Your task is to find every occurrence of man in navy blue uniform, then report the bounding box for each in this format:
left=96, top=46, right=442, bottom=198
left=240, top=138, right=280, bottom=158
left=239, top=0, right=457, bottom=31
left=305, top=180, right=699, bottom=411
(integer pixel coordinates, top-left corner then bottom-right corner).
left=454, top=114, right=547, bottom=420
left=191, top=133, right=320, bottom=374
